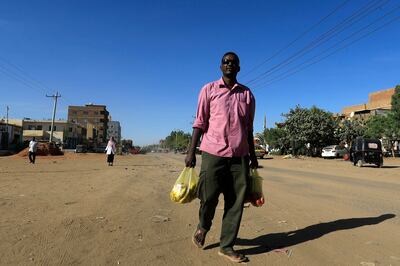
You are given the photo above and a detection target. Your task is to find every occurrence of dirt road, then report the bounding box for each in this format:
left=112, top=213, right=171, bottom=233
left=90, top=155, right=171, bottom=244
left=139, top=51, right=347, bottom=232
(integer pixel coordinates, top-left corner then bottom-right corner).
left=0, top=153, right=399, bottom=265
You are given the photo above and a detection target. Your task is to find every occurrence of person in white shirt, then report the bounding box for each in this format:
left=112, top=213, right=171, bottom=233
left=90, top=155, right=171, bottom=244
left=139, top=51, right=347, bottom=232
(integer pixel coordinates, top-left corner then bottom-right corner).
left=28, top=137, right=38, bottom=164
left=105, top=137, right=116, bottom=166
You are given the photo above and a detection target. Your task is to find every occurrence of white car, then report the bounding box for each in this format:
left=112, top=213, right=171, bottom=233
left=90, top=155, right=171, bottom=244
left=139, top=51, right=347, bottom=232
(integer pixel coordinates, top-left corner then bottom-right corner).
left=321, top=145, right=348, bottom=158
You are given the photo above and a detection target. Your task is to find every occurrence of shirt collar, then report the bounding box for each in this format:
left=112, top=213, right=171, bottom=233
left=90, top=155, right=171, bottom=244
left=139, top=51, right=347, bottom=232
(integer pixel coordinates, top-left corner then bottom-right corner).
left=217, top=77, right=242, bottom=90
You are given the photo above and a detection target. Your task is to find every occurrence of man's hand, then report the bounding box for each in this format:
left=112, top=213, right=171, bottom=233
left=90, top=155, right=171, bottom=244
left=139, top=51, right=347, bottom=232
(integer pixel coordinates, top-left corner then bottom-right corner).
left=185, top=153, right=196, bottom=168
left=185, top=128, right=202, bottom=168
left=247, top=131, right=258, bottom=169
left=249, top=154, right=258, bottom=169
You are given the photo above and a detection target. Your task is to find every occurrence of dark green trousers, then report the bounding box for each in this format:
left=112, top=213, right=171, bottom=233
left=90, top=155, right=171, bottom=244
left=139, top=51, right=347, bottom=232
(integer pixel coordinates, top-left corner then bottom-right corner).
left=197, top=152, right=249, bottom=251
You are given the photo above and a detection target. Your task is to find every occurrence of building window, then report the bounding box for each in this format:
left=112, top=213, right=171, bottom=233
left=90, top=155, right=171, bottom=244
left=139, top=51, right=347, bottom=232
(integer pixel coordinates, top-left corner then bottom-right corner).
left=100, top=111, right=105, bottom=115
left=83, top=111, right=88, bottom=115
left=72, top=111, right=77, bottom=114
left=37, top=125, right=42, bottom=130
left=94, top=111, right=99, bottom=115
left=48, top=126, right=56, bottom=131
left=69, top=127, right=73, bottom=132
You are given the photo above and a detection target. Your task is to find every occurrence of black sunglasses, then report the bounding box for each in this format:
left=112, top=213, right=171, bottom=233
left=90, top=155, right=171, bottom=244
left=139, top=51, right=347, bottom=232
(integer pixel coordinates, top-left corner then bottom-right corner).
left=222, top=59, right=239, bottom=66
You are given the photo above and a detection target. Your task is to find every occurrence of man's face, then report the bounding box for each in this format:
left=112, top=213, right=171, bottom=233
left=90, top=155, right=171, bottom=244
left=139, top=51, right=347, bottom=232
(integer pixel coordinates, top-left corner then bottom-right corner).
left=220, top=54, right=240, bottom=77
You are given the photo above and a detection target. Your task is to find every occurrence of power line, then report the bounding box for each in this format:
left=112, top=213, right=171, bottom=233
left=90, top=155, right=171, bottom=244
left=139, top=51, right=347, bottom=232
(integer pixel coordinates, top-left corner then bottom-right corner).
left=254, top=3, right=400, bottom=89
left=247, top=0, right=388, bottom=86
left=0, top=56, right=52, bottom=91
left=0, top=64, right=47, bottom=95
left=0, top=57, right=76, bottom=108
left=253, top=12, right=400, bottom=90
left=245, top=0, right=390, bottom=86
left=241, top=0, right=352, bottom=78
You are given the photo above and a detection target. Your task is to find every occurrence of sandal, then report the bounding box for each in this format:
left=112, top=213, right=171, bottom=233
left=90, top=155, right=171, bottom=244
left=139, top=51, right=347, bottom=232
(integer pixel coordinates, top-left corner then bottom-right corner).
left=218, top=249, right=247, bottom=263
left=192, top=228, right=207, bottom=248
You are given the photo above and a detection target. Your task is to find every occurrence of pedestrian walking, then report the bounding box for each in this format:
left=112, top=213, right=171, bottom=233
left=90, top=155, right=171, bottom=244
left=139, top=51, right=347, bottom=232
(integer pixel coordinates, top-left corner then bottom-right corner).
left=105, top=137, right=116, bottom=166
left=28, top=137, right=38, bottom=164
left=185, top=52, right=258, bottom=263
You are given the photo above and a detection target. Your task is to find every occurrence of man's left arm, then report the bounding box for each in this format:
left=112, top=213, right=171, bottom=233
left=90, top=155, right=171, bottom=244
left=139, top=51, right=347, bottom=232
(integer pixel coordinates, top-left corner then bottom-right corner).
left=248, top=130, right=258, bottom=169
left=248, top=91, right=258, bottom=169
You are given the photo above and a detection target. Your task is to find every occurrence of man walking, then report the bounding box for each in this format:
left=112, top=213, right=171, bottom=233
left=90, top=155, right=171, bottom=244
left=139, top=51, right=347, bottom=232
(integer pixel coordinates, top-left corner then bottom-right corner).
left=185, top=52, right=258, bottom=263
left=28, top=137, right=38, bottom=164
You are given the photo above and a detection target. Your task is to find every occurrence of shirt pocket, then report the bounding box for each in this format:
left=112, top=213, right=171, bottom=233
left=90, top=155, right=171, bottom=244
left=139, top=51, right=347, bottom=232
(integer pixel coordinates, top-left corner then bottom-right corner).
left=235, top=93, right=248, bottom=118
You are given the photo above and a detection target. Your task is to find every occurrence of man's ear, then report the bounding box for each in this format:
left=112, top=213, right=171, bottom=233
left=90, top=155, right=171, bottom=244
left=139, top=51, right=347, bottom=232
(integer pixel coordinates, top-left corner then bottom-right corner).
left=220, top=64, right=223, bottom=72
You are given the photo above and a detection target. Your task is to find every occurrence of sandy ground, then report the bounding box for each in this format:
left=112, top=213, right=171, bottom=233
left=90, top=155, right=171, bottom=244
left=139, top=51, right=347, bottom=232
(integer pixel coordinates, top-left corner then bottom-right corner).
left=0, top=153, right=399, bottom=266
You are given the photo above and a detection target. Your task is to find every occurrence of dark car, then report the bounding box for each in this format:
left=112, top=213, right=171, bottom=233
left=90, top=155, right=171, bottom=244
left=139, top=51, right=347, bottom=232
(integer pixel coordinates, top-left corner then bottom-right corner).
left=91, top=146, right=107, bottom=153
left=75, top=144, right=87, bottom=153
left=350, top=137, right=383, bottom=167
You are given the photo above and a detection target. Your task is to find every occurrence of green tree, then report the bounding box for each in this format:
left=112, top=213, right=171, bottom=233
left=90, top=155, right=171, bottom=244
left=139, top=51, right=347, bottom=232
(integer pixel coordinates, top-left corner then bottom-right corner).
left=365, top=115, right=389, bottom=139
left=392, top=85, right=400, bottom=119
left=163, top=130, right=191, bottom=150
left=257, top=127, right=288, bottom=154
left=282, top=105, right=337, bottom=155
left=365, top=86, right=400, bottom=156
left=335, top=119, right=365, bottom=145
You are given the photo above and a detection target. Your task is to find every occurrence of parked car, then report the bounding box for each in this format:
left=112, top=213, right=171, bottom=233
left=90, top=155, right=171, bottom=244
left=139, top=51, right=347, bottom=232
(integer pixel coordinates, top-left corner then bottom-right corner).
left=350, top=137, right=383, bottom=167
left=321, top=145, right=348, bottom=158
left=92, top=146, right=107, bottom=153
left=255, top=145, right=267, bottom=159
left=75, top=144, right=87, bottom=153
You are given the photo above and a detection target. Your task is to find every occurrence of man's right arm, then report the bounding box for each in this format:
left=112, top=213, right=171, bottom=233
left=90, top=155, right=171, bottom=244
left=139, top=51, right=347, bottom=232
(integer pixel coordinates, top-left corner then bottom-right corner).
left=185, top=127, right=203, bottom=167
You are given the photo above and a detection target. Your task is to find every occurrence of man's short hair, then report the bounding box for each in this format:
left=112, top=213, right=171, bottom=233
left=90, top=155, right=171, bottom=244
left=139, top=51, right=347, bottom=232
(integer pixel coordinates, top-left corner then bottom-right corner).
left=221, top=52, right=240, bottom=64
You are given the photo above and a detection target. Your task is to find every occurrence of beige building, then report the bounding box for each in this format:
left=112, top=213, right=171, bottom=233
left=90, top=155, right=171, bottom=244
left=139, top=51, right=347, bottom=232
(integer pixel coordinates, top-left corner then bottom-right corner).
left=8, top=119, right=66, bottom=143
left=68, top=104, right=109, bottom=145
left=341, top=87, right=395, bottom=120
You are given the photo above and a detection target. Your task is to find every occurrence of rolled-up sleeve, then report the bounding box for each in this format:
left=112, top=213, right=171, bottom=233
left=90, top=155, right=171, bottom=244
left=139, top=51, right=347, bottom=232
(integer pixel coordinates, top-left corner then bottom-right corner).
left=192, top=85, right=210, bottom=131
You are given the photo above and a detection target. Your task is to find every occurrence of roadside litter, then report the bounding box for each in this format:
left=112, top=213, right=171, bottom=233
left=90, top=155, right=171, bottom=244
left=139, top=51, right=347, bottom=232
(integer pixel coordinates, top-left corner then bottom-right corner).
left=273, top=248, right=292, bottom=258
left=151, top=215, right=170, bottom=223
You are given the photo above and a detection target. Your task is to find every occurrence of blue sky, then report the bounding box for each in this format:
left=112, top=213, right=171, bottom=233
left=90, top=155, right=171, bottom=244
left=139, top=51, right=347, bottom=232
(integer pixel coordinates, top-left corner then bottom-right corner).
left=0, top=0, right=399, bottom=145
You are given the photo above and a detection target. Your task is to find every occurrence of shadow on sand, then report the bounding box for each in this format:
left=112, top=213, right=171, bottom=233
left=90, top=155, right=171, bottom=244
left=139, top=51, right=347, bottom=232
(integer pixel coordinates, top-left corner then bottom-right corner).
left=204, top=214, right=395, bottom=255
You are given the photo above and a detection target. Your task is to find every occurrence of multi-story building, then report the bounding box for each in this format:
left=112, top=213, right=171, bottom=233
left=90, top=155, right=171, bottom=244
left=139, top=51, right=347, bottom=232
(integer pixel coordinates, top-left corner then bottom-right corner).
left=341, top=87, right=395, bottom=120
left=67, top=104, right=109, bottom=145
left=106, top=121, right=121, bottom=143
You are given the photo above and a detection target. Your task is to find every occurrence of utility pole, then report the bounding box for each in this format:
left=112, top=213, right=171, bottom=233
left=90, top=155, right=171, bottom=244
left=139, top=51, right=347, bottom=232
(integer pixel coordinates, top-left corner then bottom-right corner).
left=263, top=114, right=267, bottom=130
left=46, top=92, right=61, bottom=143
left=6, top=105, right=9, bottom=126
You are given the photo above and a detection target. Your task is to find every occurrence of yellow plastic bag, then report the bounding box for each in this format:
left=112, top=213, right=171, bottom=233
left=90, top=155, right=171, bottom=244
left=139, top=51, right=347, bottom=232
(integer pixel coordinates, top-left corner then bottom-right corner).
left=245, top=168, right=265, bottom=207
left=170, top=167, right=199, bottom=203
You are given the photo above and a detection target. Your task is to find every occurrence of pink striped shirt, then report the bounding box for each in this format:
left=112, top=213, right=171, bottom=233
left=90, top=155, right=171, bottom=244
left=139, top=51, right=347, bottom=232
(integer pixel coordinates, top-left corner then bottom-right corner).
left=193, top=78, right=255, bottom=157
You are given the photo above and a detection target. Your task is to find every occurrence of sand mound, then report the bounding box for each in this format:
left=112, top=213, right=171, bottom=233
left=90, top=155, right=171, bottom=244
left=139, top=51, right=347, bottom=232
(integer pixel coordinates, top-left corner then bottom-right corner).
left=17, top=142, right=64, bottom=157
